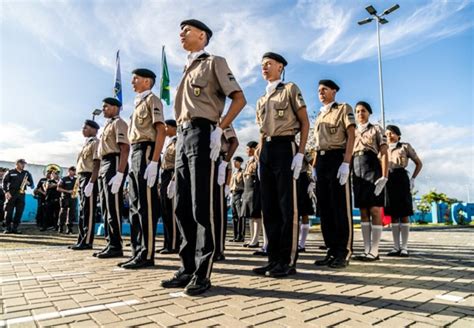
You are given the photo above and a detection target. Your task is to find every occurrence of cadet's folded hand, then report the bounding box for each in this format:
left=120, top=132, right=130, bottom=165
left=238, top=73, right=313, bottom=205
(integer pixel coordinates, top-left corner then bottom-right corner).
left=144, top=161, right=158, bottom=188
left=209, top=126, right=223, bottom=161
left=167, top=180, right=176, bottom=199
left=84, top=182, right=94, bottom=197
left=374, top=177, right=388, bottom=196
left=336, top=162, right=350, bottom=185
left=108, top=172, right=124, bottom=194
left=217, top=160, right=228, bottom=186
left=291, top=153, right=304, bottom=179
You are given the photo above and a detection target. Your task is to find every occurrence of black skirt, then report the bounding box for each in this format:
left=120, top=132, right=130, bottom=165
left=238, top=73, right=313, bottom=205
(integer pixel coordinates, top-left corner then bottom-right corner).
left=297, top=172, right=315, bottom=216
left=385, top=168, right=413, bottom=217
left=240, top=175, right=261, bottom=218
left=352, top=151, right=384, bottom=208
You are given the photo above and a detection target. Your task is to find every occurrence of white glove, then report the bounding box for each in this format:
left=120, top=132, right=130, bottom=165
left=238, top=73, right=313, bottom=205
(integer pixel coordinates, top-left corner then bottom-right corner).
left=410, top=178, right=415, bottom=191
left=257, top=163, right=261, bottom=180
left=167, top=180, right=176, bottom=199
left=374, top=177, right=388, bottom=196
left=307, top=181, right=316, bottom=199
left=108, top=172, right=124, bottom=194
left=209, top=127, right=223, bottom=161
left=217, top=160, right=228, bottom=186
left=291, top=153, right=304, bottom=179
left=144, top=161, right=158, bottom=188
left=224, top=185, right=230, bottom=197
left=336, top=162, right=350, bottom=185
left=84, top=182, right=94, bottom=197
left=312, top=167, right=317, bottom=182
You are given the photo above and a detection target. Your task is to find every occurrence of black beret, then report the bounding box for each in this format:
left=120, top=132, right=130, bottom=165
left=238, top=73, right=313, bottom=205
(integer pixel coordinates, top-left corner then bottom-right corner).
left=84, top=119, right=100, bottom=130
left=132, top=68, right=156, bottom=79
left=233, top=156, right=244, bottom=163
left=386, top=125, right=402, bottom=136
left=319, top=79, right=340, bottom=92
left=165, top=119, right=177, bottom=128
left=180, top=19, right=213, bottom=40
left=356, top=101, right=373, bottom=114
left=262, top=52, right=288, bottom=67
left=68, top=166, right=76, bottom=171
left=247, top=141, right=258, bottom=148
left=16, top=159, right=27, bottom=164
left=102, top=97, right=122, bottom=107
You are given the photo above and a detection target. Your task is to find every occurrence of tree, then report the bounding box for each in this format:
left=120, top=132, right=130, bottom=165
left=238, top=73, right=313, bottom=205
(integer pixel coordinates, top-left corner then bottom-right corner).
left=419, top=190, right=459, bottom=225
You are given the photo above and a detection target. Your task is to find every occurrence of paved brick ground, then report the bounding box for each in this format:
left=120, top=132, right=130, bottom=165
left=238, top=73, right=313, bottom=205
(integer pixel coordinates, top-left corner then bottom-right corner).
left=1, top=226, right=473, bottom=327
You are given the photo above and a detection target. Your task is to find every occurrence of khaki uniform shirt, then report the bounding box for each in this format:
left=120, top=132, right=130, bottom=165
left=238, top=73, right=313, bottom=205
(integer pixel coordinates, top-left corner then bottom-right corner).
left=243, top=157, right=258, bottom=179
left=220, top=124, right=237, bottom=155
left=314, top=102, right=356, bottom=151
left=353, top=123, right=387, bottom=155
left=230, top=168, right=244, bottom=193
left=97, top=116, right=129, bottom=158
left=174, top=53, right=242, bottom=124
left=161, top=137, right=177, bottom=170
left=76, top=137, right=99, bottom=173
left=256, top=82, right=306, bottom=137
left=129, top=92, right=165, bottom=144
left=388, top=142, right=420, bottom=170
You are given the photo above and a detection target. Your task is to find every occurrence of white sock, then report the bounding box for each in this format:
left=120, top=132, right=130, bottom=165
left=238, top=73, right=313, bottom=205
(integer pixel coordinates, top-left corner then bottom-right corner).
left=400, top=223, right=410, bottom=251
left=391, top=222, right=401, bottom=250
left=250, top=219, right=261, bottom=245
left=262, top=224, right=268, bottom=250
left=371, top=225, right=383, bottom=257
left=361, top=222, right=371, bottom=254
left=299, top=224, right=310, bottom=248
left=248, top=218, right=254, bottom=243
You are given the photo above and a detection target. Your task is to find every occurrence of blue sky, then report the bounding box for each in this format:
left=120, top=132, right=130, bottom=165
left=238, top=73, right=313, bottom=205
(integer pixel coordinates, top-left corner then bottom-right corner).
left=0, top=0, right=472, bottom=200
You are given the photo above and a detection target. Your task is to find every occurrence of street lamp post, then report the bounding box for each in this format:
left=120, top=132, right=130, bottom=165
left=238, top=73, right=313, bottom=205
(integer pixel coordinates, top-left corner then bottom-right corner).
left=92, top=109, right=102, bottom=121
left=358, top=4, right=400, bottom=129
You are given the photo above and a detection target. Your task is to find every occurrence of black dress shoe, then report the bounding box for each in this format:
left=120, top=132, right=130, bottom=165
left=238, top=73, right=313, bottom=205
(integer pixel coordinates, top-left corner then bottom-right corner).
left=184, top=276, right=211, bottom=296
left=298, top=246, right=306, bottom=253
left=122, top=258, right=155, bottom=269
left=66, top=228, right=73, bottom=234
left=71, top=244, right=93, bottom=250
left=353, top=253, right=368, bottom=261
left=319, top=245, right=328, bottom=250
left=161, top=273, right=193, bottom=288
left=265, top=263, right=297, bottom=278
left=314, top=255, right=335, bottom=266
left=159, top=249, right=174, bottom=254
left=247, top=243, right=260, bottom=248
left=329, top=258, right=349, bottom=269
left=96, top=250, right=123, bottom=258
left=117, top=257, right=136, bottom=267
left=213, top=254, right=225, bottom=262
left=92, top=247, right=109, bottom=257
left=361, top=253, right=380, bottom=262
left=252, top=262, right=278, bottom=275
left=253, top=250, right=267, bottom=256
left=227, top=238, right=236, bottom=242
left=399, top=249, right=409, bottom=257
left=39, top=227, right=47, bottom=232
left=387, top=249, right=401, bottom=257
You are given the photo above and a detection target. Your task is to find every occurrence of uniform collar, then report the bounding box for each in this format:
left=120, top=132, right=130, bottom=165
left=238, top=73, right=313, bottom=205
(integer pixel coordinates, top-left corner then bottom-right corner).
left=134, top=90, right=152, bottom=106
left=320, top=101, right=337, bottom=113
left=187, top=50, right=207, bottom=67
left=265, top=79, right=282, bottom=95
left=106, top=115, right=120, bottom=124
left=357, top=122, right=371, bottom=132
left=85, top=136, right=96, bottom=145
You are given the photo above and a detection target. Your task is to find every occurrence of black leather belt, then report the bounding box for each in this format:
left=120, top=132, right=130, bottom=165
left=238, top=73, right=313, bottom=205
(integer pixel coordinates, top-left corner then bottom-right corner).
left=317, top=149, right=345, bottom=156
left=264, top=135, right=295, bottom=142
left=178, top=117, right=216, bottom=132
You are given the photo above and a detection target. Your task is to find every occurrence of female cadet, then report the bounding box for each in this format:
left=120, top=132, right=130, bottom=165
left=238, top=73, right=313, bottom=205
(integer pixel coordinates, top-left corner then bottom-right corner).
left=351, top=101, right=388, bottom=262
left=385, top=125, right=422, bottom=257
left=297, top=151, right=315, bottom=252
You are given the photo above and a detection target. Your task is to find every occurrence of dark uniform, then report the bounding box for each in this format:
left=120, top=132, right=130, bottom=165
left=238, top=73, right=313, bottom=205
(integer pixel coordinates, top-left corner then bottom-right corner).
left=2, top=168, right=34, bottom=233
left=314, top=99, right=356, bottom=266
left=160, top=135, right=180, bottom=253
left=44, top=175, right=60, bottom=230
left=229, top=158, right=244, bottom=242
left=0, top=169, right=7, bottom=227
left=34, top=177, right=47, bottom=228
left=76, top=135, right=100, bottom=248
left=297, top=152, right=315, bottom=217
left=256, top=80, right=306, bottom=276
left=58, top=175, right=78, bottom=233
left=127, top=81, right=165, bottom=267
left=97, top=114, right=129, bottom=255
left=240, top=153, right=261, bottom=246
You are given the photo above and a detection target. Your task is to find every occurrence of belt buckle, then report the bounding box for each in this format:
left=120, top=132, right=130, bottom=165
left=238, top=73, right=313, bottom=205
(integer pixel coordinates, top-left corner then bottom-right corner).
left=265, top=136, right=271, bottom=142
left=320, top=150, right=326, bottom=155
left=357, top=150, right=364, bottom=156
left=182, top=121, right=191, bottom=129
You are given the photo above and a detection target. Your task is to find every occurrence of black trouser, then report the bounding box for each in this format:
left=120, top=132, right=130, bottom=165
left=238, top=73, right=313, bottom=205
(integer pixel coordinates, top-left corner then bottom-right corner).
left=44, top=198, right=59, bottom=229
left=0, top=189, right=6, bottom=224
left=260, top=137, right=299, bottom=267
left=160, top=168, right=180, bottom=251
left=98, top=154, right=126, bottom=252
left=128, top=142, right=160, bottom=261
left=175, top=119, right=216, bottom=280
left=231, top=191, right=244, bottom=240
left=58, top=197, right=77, bottom=229
left=213, top=157, right=228, bottom=256
left=4, top=192, right=25, bottom=230
left=35, top=196, right=46, bottom=227
left=76, top=172, right=98, bottom=246
left=316, top=149, right=353, bottom=260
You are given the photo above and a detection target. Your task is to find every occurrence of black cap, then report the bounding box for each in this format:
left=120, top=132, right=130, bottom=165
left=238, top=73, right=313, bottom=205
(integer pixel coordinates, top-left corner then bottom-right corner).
left=165, top=119, right=177, bottom=127
left=84, top=119, right=100, bottom=130
left=233, top=156, right=244, bottom=163
left=386, top=125, right=402, bottom=136
left=246, top=141, right=258, bottom=148
left=319, top=79, right=340, bottom=92
left=132, top=68, right=156, bottom=79
left=356, top=101, right=373, bottom=114
left=262, top=52, right=288, bottom=67
left=102, top=97, right=122, bottom=107
left=180, top=19, right=213, bottom=41
left=16, top=159, right=27, bottom=164
left=68, top=166, right=76, bottom=171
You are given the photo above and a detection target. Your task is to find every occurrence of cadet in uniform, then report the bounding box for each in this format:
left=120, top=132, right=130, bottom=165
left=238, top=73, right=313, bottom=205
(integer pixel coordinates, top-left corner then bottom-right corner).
left=213, top=124, right=239, bottom=261
left=351, top=101, right=388, bottom=262
left=2, top=159, right=34, bottom=234
left=71, top=119, right=100, bottom=250
left=95, top=97, right=130, bottom=259
left=43, top=170, right=61, bottom=231
left=57, top=166, right=78, bottom=234
left=0, top=168, right=7, bottom=228
left=313, top=80, right=355, bottom=269
left=34, top=172, right=48, bottom=229
left=385, top=125, right=422, bottom=257
left=161, top=19, right=246, bottom=296
left=297, top=151, right=315, bottom=252
left=253, top=53, right=310, bottom=278
left=118, top=68, right=166, bottom=269
left=229, top=156, right=244, bottom=242
left=159, top=119, right=180, bottom=254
